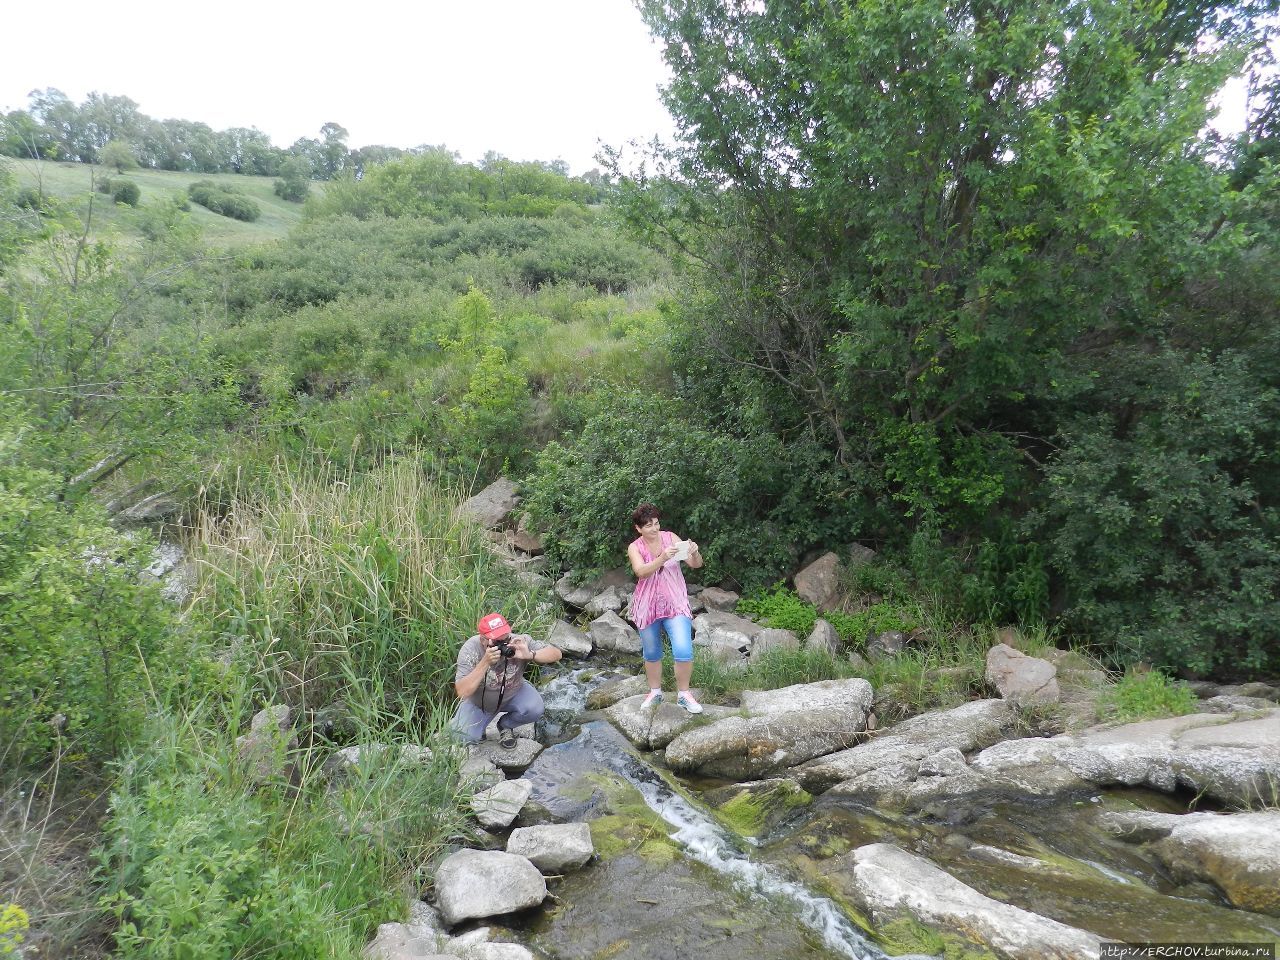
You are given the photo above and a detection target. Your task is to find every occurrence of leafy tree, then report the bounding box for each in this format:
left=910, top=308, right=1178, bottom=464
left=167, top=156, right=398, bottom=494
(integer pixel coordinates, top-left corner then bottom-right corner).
left=273, top=155, right=311, bottom=202
left=99, top=139, right=138, bottom=172
left=613, top=0, right=1280, bottom=669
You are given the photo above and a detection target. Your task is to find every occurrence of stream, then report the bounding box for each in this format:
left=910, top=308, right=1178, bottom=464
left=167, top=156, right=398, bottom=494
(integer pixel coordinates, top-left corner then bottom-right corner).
left=489, top=666, right=1280, bottom=959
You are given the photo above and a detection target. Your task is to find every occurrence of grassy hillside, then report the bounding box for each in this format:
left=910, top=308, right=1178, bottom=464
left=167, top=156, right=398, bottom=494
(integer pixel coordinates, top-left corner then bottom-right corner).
left=7, top=159, right=309, bottom=246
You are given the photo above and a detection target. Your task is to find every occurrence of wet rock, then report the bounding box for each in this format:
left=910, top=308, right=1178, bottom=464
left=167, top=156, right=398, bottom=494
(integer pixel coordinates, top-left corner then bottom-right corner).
left=704, top=777, right=812, bottom=837
left=471, top=778, right=534, bottom=830
left=986, top=643, right=1061, bottom=705
left=606, top=694, right=735, bottom=750
left=749, top=627, right=800, bottom=661
left=433, top=849, right=547, bottom=927
left=793, top=551, right=841, bottom=610
left=460, top=478, right=520, bottom=530
left=969, top=709, right=1280, bottom=808
left=805, top=619, right=841, bottom=658
left=472, top=723, right=543, bottom=771
left=699, top=586, right=739, bottom=611
left=832, top=843, right=1101, bottom=960
left=1102, top=810, right=1280, bottom=916
left=585, top=674, right=648, bottom=710
left=665, top=679, right=873, bottom=778
left=547, top=620, right=592, bottom=659
left=506, top=822, right=594, bottom=872
left=587, top=611, right=642, bottom=655
left=798, top=699, right=1018, bottom=793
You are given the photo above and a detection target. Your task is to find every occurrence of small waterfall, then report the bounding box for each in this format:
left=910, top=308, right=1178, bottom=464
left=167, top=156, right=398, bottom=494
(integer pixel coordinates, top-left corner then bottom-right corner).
left=580, top=724, right=888, bottom=960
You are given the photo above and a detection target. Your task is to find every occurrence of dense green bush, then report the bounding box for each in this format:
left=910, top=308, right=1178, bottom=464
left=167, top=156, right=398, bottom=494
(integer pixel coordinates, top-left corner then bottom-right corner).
left=524, top=390, right=855, bottom=589
left=187, top=179, right=260, bottom=221
left=0, top=403, right=172, bottom=766
left=111, top=178, right=141, bottom=206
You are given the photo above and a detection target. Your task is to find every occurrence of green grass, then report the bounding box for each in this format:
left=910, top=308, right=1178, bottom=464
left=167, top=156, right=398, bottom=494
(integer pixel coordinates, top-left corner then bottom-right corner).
left=1100, top=669, right=1198, bottom=722
left=7, top=159, right=308, bottom=246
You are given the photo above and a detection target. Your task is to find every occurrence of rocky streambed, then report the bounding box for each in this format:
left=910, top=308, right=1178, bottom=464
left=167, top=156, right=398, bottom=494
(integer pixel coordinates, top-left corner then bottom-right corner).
left=358, top=655, right=1280, bottom=960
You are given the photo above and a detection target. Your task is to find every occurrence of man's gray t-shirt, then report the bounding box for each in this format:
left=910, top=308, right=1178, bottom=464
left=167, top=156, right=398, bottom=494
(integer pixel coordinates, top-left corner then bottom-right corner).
left=455, top=633, right=547, bottom=710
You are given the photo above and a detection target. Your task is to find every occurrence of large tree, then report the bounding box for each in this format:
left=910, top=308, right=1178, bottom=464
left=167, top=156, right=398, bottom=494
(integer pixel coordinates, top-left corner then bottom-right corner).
left=615, top=0, right=1280, bottom=670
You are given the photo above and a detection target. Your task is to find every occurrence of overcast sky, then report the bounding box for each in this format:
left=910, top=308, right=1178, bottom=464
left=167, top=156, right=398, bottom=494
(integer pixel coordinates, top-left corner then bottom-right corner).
left=0, top=0, right=677, bottom=175
left=2, top=2, right=1265, bottom=175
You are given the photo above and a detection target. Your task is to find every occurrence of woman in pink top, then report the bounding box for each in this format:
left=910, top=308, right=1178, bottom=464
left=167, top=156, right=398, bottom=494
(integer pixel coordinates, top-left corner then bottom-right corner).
left=627, top=503, right=705, bottom=713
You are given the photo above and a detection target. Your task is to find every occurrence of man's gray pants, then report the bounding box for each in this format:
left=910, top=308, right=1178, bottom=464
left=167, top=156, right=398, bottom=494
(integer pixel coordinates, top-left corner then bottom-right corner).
left=452, top=680, right=545, bottom=743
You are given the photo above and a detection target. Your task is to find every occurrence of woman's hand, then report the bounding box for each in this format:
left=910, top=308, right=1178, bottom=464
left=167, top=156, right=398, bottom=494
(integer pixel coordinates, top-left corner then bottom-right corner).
left=660, top=545, right=679, bottom=563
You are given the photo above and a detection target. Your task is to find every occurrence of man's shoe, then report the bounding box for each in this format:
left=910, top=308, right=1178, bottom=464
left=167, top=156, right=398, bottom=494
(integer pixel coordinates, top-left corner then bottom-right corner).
left=676, top=692, right=703, bottom=715
left=498, top=727, right=517, bottom=750
left=641, top=690, right=664, bottom=710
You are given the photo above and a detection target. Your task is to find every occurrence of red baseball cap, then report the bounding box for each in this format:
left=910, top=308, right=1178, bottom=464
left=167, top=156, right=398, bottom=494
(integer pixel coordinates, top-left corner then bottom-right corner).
left=477, top=612, right=512, bottom=640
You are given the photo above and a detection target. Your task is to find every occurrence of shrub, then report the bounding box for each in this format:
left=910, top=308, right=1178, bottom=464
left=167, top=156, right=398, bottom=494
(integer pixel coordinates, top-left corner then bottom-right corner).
left=187, top=180, right=260, bottom=221
left=14, top=186, right=44, bottom=212
left=1101, top=669, right=1199, bottom=722
left=0, top=404, right=172, bottom=767
left=738, top=584, right=818, bottom=637
left=110, top=179, right=141, bottom=206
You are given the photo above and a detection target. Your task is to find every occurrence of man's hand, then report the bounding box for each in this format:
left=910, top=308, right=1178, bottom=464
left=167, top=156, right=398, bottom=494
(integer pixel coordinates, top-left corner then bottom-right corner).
left=481, top=644, right=503, bottom=669
left=508, top=635, right=534, bottom=661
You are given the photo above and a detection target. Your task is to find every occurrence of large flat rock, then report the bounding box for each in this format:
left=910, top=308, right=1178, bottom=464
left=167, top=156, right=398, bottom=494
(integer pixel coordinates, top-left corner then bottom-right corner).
left=831, top=843, right=1102, bottom=960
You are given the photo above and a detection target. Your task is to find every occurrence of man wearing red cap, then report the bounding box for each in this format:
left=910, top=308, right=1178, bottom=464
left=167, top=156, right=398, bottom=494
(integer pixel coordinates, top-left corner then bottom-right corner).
left=453, top=612, right=562, bottom=748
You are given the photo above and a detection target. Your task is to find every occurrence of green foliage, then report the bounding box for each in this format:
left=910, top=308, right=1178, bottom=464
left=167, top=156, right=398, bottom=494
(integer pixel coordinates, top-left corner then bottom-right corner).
left=524, top=389, right=855, bottom=589
left=1101, top=669, right=1199, bottom=723
left=101, top=705, right=469, bottom=960
left=616, top=0, right=1280, bottom=674
left=738, top=584, right=818, bottom=636
left=685, top=646, right=866, bottom=702
left=273, top=156, right=311, bottom=202
left=111, top=178, right=141, bottom=206
left=0, top=402, right=171, bottom=766
left=195, top=456, right=546, bottom=718
left=187, top=179, right=260, bottom=221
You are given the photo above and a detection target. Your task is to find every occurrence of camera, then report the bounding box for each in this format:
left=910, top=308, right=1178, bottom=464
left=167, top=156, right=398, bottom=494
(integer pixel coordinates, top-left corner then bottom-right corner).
left=493, top=638, right=513, bottom=658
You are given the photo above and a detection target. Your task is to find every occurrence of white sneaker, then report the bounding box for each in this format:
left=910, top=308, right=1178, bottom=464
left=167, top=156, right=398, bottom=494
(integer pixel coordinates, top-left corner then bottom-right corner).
left=677, top=692, right=703, bottom=714
left=641, top=690, right=664, bottom=710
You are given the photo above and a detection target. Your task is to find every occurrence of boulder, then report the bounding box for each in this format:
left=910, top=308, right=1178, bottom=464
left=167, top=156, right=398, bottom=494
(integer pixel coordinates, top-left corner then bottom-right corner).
left=1101, top=810, right=1280, bottom=916
left=969, top=709, right=1280, bottom=808
left=460, top=478, right=520, bottom=530
left=554, top=572, right=598, bottom=609
left=664, top=678, right=873, bottom=778
left=691, top=609, right=761, bottom=663
left=797, top=699, right=1018, bottom=793
left=471, top=778, right=534, bottom=830
left=511, top=514, right=543, bottom=555
left=433, top=849, right=547, bottom=927
left=235, top=704, right=296, bottom=783
left=583, top=585, right=629, bottom=618
left=699, top=587, right=740, bottom=612
left=846, top=543, right=878, bottom=567
left=866, top=630, right=908, bottom=662
left=585, top=674, right=649, bottom=710
left=587, top=611, right=642, bottom=654
left=506, top=822, right=594, bottom=872
left=362, top=922, right=448, bottom=959
left=793, top=551, right=841, bottom=610
left=472, top=723, right=543, bottom=771
left=547, top=620, right=592, bottom=659
left=832, top=843, right=1101, bottom=960
left=918, top=747, right=968, bottom=778
left=804, top=619, right=841, bottom=658
left=459, top=755, right=504, bottom=792
left=985, top=643, right=1060, bottom=705
left=749, top=628, right=800, bottom=661
left=606, top=694, right=735, bottom=750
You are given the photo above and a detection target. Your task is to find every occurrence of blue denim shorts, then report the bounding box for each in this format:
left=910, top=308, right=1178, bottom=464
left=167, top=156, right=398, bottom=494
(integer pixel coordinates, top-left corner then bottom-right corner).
left=638, top=615, right=694, bottom=662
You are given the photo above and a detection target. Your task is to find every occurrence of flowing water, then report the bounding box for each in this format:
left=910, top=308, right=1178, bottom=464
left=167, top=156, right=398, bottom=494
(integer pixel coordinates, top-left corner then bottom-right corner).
left=506, top=665, right=1280, bottom=958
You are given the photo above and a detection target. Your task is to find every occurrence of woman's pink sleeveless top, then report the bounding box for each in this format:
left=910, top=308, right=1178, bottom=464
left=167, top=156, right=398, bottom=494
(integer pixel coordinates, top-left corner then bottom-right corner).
left=629, top=531, right=692, bottom=630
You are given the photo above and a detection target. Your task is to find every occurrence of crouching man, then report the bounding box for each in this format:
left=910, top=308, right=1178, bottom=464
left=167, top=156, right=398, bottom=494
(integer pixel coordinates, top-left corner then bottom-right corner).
left=453, top=612, right=562, bottom=749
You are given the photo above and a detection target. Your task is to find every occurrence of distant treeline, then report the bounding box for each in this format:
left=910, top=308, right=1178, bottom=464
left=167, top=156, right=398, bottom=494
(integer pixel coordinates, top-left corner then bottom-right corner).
left=0, top=88, right=609, bottom=191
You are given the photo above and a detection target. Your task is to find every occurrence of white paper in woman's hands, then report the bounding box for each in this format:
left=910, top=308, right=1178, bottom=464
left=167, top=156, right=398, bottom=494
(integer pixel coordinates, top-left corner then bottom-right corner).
left=670, top=539, right=691, bottom=562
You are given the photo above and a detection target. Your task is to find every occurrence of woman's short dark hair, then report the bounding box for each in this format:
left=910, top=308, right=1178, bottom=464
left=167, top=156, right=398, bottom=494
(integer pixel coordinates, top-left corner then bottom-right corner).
left=632, top=503, right=661, bottom=528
